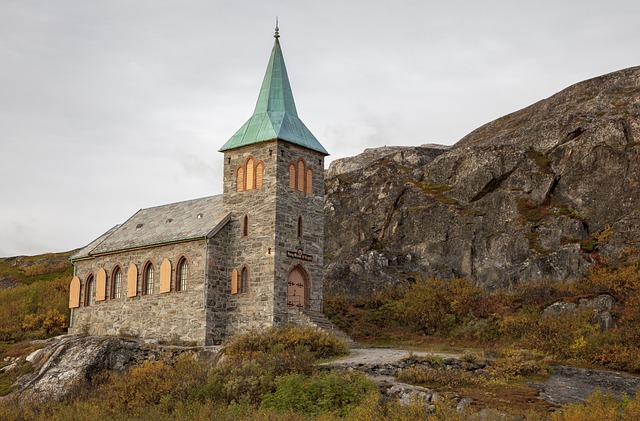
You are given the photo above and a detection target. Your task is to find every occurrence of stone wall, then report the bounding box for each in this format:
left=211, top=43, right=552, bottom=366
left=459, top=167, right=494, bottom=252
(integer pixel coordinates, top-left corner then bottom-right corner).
left=222, top=141, right=279, bottom=336
left=205, top=224, right=231, bottom=344
left=69, top=239, right=210, bottom=345
left=221, top=140, right=326, bottom=334
left=274, top=142, right=325, bottom=323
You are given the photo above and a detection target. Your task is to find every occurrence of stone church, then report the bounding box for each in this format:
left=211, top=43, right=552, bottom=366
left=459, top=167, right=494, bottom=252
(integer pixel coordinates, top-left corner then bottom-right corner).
left=67, top=26, right=329, bottom=345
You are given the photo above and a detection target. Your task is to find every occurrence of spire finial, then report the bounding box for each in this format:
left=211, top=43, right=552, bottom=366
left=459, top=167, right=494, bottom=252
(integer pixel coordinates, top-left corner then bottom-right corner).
left=274, top=17, right=280, bottom=39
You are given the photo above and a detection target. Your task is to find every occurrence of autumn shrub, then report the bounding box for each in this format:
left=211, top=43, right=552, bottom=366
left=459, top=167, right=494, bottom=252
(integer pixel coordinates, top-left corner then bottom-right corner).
left=488, top=279, right=581, bottom=315
left=485, top=348, right=549, bottom=381
left=261, top=371, right=376, bottom=416
left=399, top=277, right=484, bottom=335
left=397, top=365, right=486, bottom=389
left=223, top=325, right=349, bottom=361
left=501, top=307, right=598, bottom=361
left=550, top=390, right=640, bottom=421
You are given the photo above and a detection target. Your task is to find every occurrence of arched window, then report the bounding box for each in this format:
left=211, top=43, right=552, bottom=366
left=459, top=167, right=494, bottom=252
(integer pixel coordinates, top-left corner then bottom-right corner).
left=236, top=156, right=265, bottom=192
left=143, top=263, right=154, bottom=295
left=288, top=159, right=313, bottom=195
left=297, top=160, right=305, bottom=192
left=246, top=158, right=255, bottom=190
left=69, top=276, right=81, bottom=309
left=236, top=167, right=245, bottom=192
left=297, top=216, right=303, bottom=238
left=231, top=268, right=238, bottom=294
left=177, top=258, right=188, bottom=292
left=240, top=266, right=249, bottom=293
left=306, top=168, right=313, bottom=195
left=288, top=163, right=296, bottom=189
left=85, top=275, right=95, bottom=306
left=242, top=215, right=249, bottom=237
left=111, top=267, right=122, bottom=299
left=255, top=162, right=264, bottom=189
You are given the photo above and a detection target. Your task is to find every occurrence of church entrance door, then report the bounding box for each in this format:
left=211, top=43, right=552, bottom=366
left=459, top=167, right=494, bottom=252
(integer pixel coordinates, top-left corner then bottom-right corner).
left=287, top=267, right=308, bottom=309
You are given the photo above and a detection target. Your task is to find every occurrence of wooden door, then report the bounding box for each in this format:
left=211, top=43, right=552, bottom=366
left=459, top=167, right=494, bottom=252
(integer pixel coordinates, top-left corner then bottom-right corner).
left=287, top=267, right=307, bottom=309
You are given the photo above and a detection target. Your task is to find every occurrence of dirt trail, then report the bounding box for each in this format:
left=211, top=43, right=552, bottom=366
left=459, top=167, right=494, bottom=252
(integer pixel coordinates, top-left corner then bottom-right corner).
left=322, top=347, right=459, bottom=367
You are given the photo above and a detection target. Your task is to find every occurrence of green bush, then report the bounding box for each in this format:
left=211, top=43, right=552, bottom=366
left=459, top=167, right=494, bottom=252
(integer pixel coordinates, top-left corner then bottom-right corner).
left=261, top=371, right=376, bottom=416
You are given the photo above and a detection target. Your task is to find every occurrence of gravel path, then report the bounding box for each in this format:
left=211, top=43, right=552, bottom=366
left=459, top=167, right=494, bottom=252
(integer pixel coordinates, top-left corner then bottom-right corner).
left=322, top=347, right=459, bottom=367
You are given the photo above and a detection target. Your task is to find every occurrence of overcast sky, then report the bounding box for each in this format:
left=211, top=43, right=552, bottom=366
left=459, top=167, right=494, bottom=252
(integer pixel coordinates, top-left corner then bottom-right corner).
left=1, top=0, right=638, bottom=257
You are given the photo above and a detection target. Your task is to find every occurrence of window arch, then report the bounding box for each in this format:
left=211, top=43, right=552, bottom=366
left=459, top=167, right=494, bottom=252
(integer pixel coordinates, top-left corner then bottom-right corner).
left=111, top=266, right=122, bottom=299
left=236, top=156, right=265, bottom=192
left=85, top=274, right=95, bottom=306
left=177, top=257, right=188, bottom=292
left=143, top=262, right=154, bottom=295
left=288, top=158, right=313, bottom=195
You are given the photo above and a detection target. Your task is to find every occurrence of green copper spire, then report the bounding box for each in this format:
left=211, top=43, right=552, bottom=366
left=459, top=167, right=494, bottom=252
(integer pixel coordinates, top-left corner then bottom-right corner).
left=220, top=25, right=328, bottom=155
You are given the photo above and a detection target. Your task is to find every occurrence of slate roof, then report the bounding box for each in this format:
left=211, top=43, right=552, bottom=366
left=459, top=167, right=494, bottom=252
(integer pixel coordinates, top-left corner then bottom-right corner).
left=71, top=195, right=228, bottom=260
left=219, top=29, right=328, bottom=155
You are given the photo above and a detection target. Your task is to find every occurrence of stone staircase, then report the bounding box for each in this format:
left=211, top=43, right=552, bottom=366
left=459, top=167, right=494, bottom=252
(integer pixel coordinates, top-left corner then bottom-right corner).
left=287, top=307, right=359, bottom=348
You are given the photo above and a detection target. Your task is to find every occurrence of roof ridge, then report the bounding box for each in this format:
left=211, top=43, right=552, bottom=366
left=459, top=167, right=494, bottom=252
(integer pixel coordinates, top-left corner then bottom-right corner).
left=137, top=194, right=220, bottom=212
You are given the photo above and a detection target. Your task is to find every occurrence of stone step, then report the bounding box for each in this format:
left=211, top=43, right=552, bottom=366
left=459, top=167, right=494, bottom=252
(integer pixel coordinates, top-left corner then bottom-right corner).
left=287, top=308, right=359, bottom=348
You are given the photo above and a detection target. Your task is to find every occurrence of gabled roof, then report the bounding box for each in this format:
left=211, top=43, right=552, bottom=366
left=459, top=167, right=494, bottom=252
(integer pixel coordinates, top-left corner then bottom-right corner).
left=71, top=195, right=228, bottom=260
left=219, top=27, right=328, bottom=155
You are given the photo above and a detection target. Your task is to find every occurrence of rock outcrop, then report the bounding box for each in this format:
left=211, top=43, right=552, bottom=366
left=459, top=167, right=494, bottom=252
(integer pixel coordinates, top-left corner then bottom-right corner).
left=1, top=335, right=219, bottom=402
left=325, top=66, right=640, bottom=293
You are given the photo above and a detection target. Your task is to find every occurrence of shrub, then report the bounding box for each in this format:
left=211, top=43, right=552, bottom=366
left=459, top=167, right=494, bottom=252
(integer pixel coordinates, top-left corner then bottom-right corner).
left=261, top=371, right=376, bottom=416
left=397, top=365, right=485, bottom=389
left=399, top=277, right=483, bottom=335
left=550, top=390, right=640, bottom=421
left=223, top=325, right=349, bottom=361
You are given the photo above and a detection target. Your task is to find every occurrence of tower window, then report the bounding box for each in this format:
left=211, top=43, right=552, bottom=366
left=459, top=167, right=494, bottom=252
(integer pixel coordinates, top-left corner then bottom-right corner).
left=236, top=156, right=265, bottom=192
left=306, top=168, right=313, bottom=195
left=297, top=160, right=305, bottom=192
left=288, top=164, right=296, bottom=189
left=242, top=215, right=249, bottom=237
left=297, top=216, right=303, bottom=238
left=288, top=158, right=313, bottom=195
left=236, top=167, right=245, bottom=192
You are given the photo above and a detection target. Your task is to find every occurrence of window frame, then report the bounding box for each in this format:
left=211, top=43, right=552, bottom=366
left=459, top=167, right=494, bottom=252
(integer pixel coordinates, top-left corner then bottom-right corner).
left=143, top=262, right=155, bottom=295
left=176, top=257, right=188, bottom=292
left=111, top=266, right=123, bottom=299
left=85, top=274, right=95, bottom=306
left=240, top=266, right=249, bottom=293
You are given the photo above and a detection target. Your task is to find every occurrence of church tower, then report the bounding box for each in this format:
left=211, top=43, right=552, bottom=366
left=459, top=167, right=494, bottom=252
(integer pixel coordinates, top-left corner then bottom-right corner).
left=218, top=24, right=328, bottom=335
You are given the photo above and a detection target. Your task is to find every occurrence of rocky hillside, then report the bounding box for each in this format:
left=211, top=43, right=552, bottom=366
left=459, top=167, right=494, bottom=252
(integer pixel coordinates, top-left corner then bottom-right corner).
left=325, top=66, right=640, bottom=294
